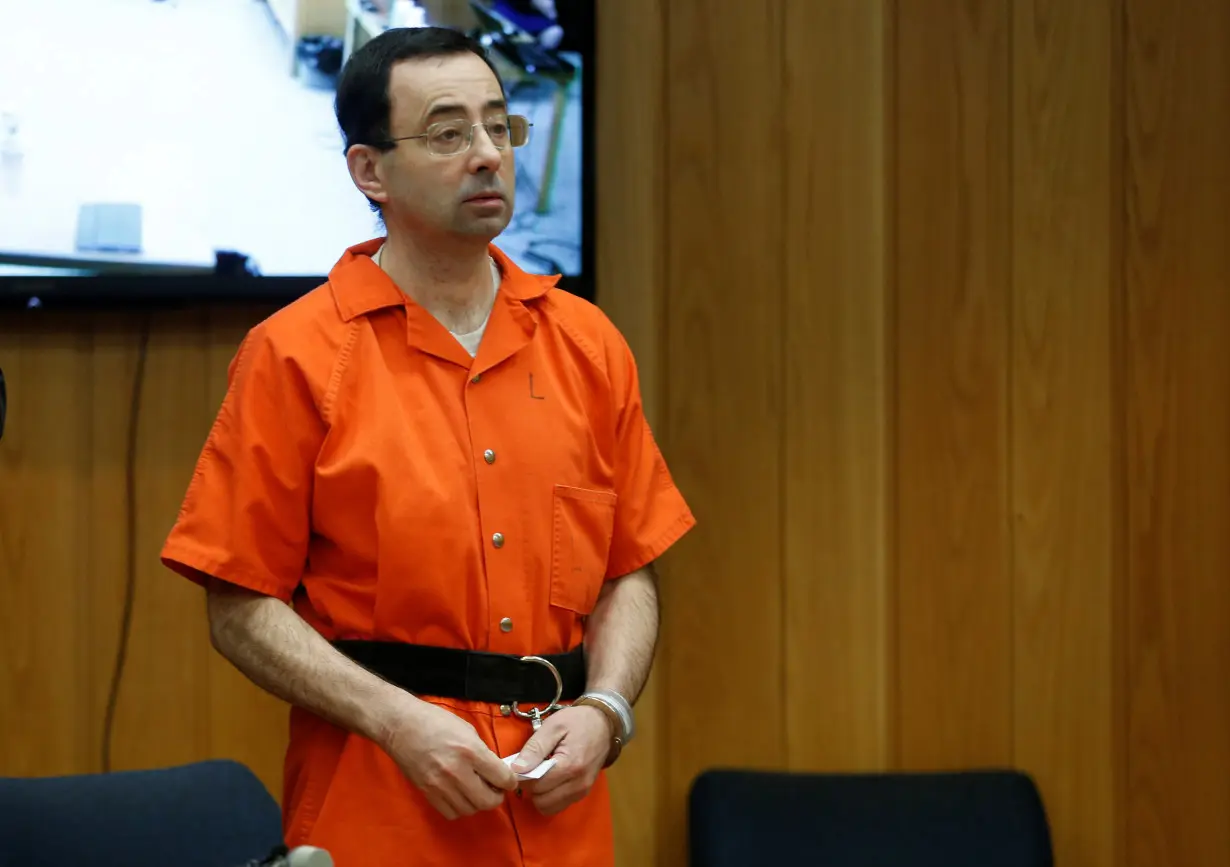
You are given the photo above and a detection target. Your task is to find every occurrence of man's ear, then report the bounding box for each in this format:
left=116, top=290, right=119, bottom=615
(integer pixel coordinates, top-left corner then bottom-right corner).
left=346, top=144, right=390, bottom=205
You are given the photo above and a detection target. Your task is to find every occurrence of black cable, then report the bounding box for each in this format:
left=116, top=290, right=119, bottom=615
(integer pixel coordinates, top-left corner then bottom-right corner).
left=101, top=315, right=152, bottom=773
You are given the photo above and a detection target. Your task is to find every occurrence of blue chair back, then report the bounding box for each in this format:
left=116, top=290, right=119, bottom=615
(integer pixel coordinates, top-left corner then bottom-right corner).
left=689, top=767, right=1053, bottom=867
left=0, top=759, right=284, bottom=867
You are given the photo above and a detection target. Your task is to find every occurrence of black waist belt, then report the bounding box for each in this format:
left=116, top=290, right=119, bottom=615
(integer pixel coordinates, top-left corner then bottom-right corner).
left=333, top=640, right=587, bottom=705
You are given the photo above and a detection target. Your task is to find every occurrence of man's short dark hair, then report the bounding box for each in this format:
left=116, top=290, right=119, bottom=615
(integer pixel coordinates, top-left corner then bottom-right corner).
left=335, top=26, right=504, bottom=156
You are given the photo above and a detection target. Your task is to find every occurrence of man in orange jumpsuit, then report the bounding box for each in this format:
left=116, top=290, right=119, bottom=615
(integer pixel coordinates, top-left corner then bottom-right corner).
left=159, top=24, right=694, bottom=867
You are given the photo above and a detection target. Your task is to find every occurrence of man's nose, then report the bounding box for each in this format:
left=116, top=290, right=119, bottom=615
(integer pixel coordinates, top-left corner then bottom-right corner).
left=467, top=125, right=504, bottom=171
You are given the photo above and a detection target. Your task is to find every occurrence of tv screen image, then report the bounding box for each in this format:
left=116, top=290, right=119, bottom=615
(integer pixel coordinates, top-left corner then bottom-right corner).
left=0, top=0, right=593, bottom=305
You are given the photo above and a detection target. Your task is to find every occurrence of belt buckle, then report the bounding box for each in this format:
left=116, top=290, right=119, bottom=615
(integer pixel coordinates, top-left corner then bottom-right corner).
left=511, top=655, right=564, bottom=730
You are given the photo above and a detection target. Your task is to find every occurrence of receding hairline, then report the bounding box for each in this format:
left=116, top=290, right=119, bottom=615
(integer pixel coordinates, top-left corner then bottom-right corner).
left=420, top=97, right=508, bottom=122
left=386, top=55, right=507, bottom=127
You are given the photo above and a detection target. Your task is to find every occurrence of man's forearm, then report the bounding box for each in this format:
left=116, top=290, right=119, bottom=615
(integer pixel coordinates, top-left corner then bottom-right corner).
left=205, top=580, right=418, bottom=748
left=582, top=563, right=660, bottom=705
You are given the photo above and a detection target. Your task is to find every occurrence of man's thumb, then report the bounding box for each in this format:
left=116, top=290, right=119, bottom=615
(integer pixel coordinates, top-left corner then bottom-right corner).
left=512, top=731, right=557, bottom=773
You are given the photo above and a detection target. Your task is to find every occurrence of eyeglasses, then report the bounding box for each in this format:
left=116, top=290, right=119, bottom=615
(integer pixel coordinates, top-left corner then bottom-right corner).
left=388, top=114, right=533, bottom=157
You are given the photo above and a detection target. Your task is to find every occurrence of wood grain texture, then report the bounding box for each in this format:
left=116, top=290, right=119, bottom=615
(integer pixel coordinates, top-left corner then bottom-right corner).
left=783, top=0, right=892, bottom=773
left=892, top=0, right=1014, bottom=769
left=0, top=311, right=287, bottom=790
left=4, top=5, right=1230, bottom=866
left=109, top=314, right=214, bottom=773
left=662, top=0, right=784, bottom=858
left=592, top=0, right=667, bottom=864
left=0, top=319, right=94, bottom=776
left=1010, top=2, right=1120, bottom=866
left=1124, top=0, right=1230, bottom=864
left=84, top=317, right=148, bottom=776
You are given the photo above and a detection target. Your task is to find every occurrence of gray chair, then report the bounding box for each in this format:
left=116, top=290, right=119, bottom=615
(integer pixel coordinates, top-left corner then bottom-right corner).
left=689, top=767, right=1053, bottom=867
left=0, top=759, right=284, bottom=867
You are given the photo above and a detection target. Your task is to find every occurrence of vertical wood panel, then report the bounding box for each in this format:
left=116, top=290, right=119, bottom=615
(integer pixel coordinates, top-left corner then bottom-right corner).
left=87, top=315, right=150, bottom=775
left=783, top=0, right=892, bottom=772
left=663, top=0, right=784, bottom=860
left=5, top=6, right=1230, bottom=866
left=593, top=0, right=666, bottom=863
left=1010, top=2, right=1120, bottom=866
left=0, top=321, right=94, bottom=776
left=110, top=313, right=215, bottom=772
left=893, top=0, right=1014, bottom=768
left=1124, top=1, right=1230, bottom=865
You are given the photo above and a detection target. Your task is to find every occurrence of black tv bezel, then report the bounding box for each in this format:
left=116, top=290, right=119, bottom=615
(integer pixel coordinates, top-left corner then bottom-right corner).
left=0, top=3, right=597, bottom=311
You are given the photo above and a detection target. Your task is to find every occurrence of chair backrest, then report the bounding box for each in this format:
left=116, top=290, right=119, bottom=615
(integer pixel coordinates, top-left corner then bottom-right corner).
left=0, top=759, right=284, bottom=867
left=688, top=767, right=1053, bottom=867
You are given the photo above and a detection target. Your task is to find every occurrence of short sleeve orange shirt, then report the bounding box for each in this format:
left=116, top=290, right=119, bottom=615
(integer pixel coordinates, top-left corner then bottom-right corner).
left=159, top=239, right=695, bottom=867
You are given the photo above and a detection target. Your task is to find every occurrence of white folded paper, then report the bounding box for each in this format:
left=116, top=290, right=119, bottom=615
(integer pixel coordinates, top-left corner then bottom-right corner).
left=502, top=752, right=556, bottom=781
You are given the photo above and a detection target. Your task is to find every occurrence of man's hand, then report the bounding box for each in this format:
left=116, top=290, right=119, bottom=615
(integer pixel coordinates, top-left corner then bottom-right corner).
left=381, top=699, right=519, bottom=821
left=512, top=706, right=614, bottom=816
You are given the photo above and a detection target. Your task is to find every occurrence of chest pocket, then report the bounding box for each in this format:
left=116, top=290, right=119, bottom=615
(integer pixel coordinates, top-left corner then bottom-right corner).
left=550, top=484, right=618, bottom=615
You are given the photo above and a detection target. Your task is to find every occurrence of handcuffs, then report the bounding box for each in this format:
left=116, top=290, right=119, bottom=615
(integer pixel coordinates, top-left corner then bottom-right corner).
left=513, top=655, right=635, bottom=768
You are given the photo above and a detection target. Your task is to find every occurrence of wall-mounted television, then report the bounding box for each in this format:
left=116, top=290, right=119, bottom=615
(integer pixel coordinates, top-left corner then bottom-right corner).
left=0, top=0, right=594, bottom=308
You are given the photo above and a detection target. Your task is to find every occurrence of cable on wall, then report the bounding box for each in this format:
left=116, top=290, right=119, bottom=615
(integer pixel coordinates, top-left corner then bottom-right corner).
left=101, top=315, right=152, bottom=773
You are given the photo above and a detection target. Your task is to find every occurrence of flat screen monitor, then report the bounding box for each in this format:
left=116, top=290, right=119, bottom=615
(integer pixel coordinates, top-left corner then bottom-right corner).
left=0, top=0, right=594, bottom=308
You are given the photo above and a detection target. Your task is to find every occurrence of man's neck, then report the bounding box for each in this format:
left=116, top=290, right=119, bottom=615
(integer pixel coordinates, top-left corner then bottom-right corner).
left=379, top=232, right=496, bottom=334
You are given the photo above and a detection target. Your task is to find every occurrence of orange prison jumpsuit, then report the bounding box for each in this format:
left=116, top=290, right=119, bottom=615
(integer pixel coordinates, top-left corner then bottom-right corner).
left=159, top=238, right=696, bottom=867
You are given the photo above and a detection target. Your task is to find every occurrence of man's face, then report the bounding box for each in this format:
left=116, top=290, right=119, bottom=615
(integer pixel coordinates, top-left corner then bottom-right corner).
left=378, top=53, right=516, bottom=240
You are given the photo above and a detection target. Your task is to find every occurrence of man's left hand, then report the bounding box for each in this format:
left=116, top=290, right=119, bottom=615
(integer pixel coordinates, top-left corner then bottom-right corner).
left=511, top=705, right=613, bottom=815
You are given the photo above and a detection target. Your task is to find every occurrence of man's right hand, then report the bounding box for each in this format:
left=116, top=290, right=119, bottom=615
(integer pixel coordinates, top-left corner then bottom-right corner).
left=201, top=584, right=517, bottom=819
left=382, top=698, right=519, bottom=820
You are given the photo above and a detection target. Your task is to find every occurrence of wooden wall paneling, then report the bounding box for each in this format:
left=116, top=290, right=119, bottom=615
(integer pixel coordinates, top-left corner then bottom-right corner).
left=0, top=317, right=94, bottom=776
left=1124, top=1, right=1230, bottom=864
left=1009, top=1, right=1120, bottom=865
left=107, top=312, right=216, bottom=772
left=892, top=0, right=1014, bottom=769
left=4, top=7, right=1230, bottom=866
left=782, top=0, right=892, bottom=772
left=86, top=314, right=156, bottom=776
left=592, top=0, right=667, bottom=865
left=663, top=0, right=785, bottom=860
